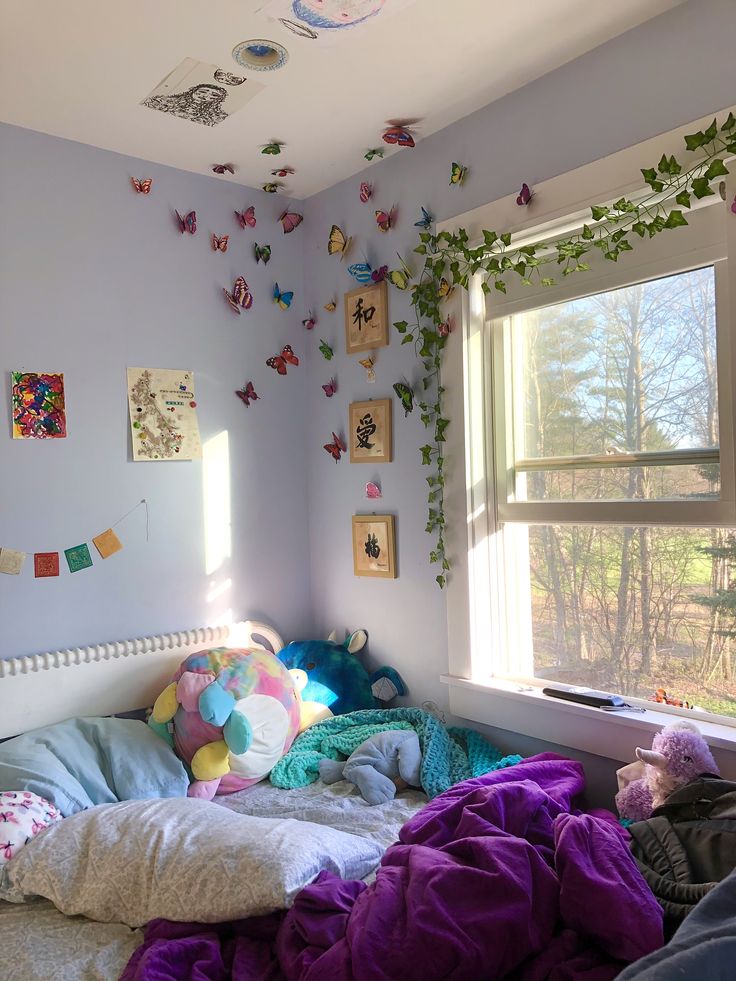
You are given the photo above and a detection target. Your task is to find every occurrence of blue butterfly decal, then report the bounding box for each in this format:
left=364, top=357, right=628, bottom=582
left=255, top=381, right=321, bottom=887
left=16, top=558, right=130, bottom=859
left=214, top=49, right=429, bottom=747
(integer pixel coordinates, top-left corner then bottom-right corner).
left=347, top=262, right=373, bottom=285
left=414, top=206, right=434, bottom=230
left=273, top=283, right=294, bottom=310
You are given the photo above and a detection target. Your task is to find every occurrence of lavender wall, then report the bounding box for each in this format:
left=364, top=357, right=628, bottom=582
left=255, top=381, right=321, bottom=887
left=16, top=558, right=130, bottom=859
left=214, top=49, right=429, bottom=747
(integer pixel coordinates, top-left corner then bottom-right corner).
left=302, top=0, right=736, bottom=719
left=0, top=123, right=314, bottom=657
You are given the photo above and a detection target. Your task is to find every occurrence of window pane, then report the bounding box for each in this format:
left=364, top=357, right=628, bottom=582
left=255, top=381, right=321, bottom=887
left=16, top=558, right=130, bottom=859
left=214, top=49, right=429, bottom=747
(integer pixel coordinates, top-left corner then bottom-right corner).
left=513, top=266, right=719, bottom=502
left=525, top=523, right=736, bottom=717
left=519, top=462, right=719, bottom=502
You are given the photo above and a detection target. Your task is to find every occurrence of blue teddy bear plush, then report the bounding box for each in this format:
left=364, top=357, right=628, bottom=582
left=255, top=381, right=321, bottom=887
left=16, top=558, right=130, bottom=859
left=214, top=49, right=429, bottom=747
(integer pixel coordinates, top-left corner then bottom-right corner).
left=318, top=730, right=422, bottom=805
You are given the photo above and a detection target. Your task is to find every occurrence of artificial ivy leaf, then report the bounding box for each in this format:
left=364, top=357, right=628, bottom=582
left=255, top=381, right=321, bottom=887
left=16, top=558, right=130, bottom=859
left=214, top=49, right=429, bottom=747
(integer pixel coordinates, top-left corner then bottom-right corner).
left=499, top=232, right=512, bottom=247
left=483, top=230, right=498, bottom=246
left=604, top=250, right=619, bottom=262
left=657, top=154, right=670, bottom=175
left=617, top=239, right=633, bottom=252
left=641, top=167, right=659, bottom=186
left=704, top=118, right=718, bottom=142
left=540, top=277, right=555, bottom=287
left=590, top=205, right=610, bottom=222
left=675, top=191, right=691, bottom=208
left=394, top=320, right=408, bottom=333
left=581, top=224, right=594, bottom=240
left=429, top=551, right=438, bottom=564
left=494, top=280, right=507, bottom=293
left=436, top=418, right=449, bottom=441
left=663, top=210, right=688, bottom=229
left=632, top=221, right=647, bottom=237
left=401, top=333, right=414, bottom=345
left=414, top=244, right=427, bottom=255
left=514, top=262, right=527, bottom=277
left=436, top=575, right=446, bottom=589
left=521, top=278, right=532, bottom=287
left=481, top=281, right=491, bottom=295
left=684, top=130, right=707, bottom=151
left=705, top=159, right=729, bottom=180
left=420, top=445, right=433, bottom=465
left=691, top=177, right=715, bottom=199
left=721, top=112, right=736, bottom=132
left=612, top=197, right=636, bottom=212
left=442, top=559, right=450, bottom=571
left=575, top=262, right=590, bottom=272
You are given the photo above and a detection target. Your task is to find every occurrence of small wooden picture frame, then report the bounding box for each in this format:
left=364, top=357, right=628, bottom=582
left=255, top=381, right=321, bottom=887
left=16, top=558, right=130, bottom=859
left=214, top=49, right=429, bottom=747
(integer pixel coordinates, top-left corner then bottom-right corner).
left=344, top=281, right=389, bottom=354
left=352, top=514, right=396, bottom=578
left=349, top=398, right=392, bottom=464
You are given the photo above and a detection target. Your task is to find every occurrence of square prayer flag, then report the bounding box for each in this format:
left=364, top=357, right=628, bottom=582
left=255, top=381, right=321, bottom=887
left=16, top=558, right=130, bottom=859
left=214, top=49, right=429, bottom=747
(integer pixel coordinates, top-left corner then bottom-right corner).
left=34, top=552, right=60, bottom=578
left=0, top=548, right=26, bottom=575
left=92, top=528, right=123, bottom=559
left=64, top=543, right=93, bottom=573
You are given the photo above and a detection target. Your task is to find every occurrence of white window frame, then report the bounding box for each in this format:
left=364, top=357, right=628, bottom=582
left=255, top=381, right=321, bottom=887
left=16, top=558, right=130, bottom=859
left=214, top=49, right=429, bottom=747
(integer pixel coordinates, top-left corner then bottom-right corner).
left=441, top=107, right=736, bottom=766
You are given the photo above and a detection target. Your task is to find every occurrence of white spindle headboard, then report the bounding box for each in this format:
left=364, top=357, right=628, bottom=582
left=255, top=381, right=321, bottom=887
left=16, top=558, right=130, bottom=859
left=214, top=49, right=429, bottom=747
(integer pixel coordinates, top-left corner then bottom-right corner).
left=0, top=620, right=284, bottom=739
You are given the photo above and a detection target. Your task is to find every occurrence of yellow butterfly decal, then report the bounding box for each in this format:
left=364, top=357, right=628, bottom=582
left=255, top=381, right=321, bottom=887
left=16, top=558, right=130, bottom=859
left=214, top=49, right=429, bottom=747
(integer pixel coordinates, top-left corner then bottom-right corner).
left=324, top=299, right=337, bottom=312
left=449, top=162, right=467, bottom=186
left=328, top=224, right=352, bottom=260
left=438, top=277, right=455, bottom=301
left=388, top=253, right=413, bottom=291
left=358, top=356, right=376, bottom=383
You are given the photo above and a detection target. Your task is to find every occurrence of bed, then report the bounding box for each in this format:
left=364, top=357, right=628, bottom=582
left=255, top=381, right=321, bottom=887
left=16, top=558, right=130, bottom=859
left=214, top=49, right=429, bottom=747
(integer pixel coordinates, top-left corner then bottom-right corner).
left=0, top=620, right=428, bottom=981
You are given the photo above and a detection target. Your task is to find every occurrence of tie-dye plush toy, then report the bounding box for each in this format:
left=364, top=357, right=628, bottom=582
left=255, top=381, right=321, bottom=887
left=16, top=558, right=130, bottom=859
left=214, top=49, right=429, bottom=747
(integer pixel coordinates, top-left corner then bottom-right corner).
left=150, top=647, right=300, bottom=799
left=276, top=630, right=405, bottom=732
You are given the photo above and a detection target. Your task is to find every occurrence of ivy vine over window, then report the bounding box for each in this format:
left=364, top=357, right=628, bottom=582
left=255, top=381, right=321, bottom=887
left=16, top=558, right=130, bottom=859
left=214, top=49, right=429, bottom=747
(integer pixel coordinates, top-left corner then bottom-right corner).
left=392, top=114, right=736, bottom=587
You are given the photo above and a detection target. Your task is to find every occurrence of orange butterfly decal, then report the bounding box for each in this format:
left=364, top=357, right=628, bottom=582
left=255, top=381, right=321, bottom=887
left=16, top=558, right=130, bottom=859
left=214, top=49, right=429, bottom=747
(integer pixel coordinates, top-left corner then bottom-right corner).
left=211, top=234, right=229, bottom=252
left=267, top=344, right=299, bottom=375
left=323, top=432, right=346, bottom=462
left=223, top=277, right=253, bottom=315
left=131, top=178, right=152, bottom=194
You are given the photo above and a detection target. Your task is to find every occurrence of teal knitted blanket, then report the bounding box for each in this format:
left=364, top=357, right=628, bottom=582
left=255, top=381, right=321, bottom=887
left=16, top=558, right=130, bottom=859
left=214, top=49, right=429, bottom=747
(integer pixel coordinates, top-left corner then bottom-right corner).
left=269, top=708, right=522, bottom=799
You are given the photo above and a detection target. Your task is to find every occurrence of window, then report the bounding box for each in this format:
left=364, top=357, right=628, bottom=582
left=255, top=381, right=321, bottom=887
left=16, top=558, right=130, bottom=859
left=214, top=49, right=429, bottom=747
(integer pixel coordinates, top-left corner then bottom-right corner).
left=463, top=191, right=736, bottom=720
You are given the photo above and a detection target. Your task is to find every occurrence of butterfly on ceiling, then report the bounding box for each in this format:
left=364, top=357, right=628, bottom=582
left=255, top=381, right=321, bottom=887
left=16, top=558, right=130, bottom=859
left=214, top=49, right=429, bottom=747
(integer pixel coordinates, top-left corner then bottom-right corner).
left=359, top=182, right=373, bottom=203
left=323, top=432, right=346, bottom=463
left=318, top=339, right=334, bottom=361
left=375, top=206, right=397, bottom=233
left=371, top=265, right=388, bottom=284
left=235, top=381, right=259, bottom=407
left=364, top=148, right=385, bottom=161
left=382, top=118, right=420, bottom=149
left=212, top=163, right=235, bottom=175
left=358, top=356, right=376, bottom=383
left=261, top=141, right=285, bottom=155
left=211, top=234, right=229, bottom=252
left=438, top=317, right=454, bottom=338
left=438, top=277, right=455, bottom=301
left=450, top=162, right=467, bottom=187
left=267, top=344, right=299, bottom=375
left=175, top=210, right=197, bottom=234
left=279, top=209, right=303, bottom=234
left=393, top=380, right=415, bottom=416
left=414, top=206, right=434, bottom=230
left=324, top=299, right=337, bottom=312
left=262, top=182, right=283, bottom=194
left=271, top=166, right=295, bottom=177
left=347, top=262, right=373, bottom=285
left=235, top=206, right=256, bottom=229
left=223, top=276, right=253, bottom=315
left=516, top=182, right=534, bottom=206
left=273, top=283, right=294, bottom=310
left=302, top=313, right=316, bottom=330
left=328, top=224, right=352, bottom=260
left=322, top=377, right=337, bottom=398
left=254, top=243, right=271, bottom=264
left=388, top=253, right=413, bottom=291
left=131, top=177, right=152, bottom=194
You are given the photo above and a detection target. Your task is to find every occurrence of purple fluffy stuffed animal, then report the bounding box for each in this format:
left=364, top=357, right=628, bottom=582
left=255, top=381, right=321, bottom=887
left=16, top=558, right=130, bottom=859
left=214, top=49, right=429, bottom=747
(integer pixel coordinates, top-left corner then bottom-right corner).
left=615, top=720, right=719, bottom=822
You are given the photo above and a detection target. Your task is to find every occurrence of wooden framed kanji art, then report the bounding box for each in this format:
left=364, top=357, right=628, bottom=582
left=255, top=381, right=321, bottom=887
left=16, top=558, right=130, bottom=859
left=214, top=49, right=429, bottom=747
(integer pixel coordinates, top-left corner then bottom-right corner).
left=352, top=514, right=396, bottom=579
left=349, top=398, right=392, bottom=463
left=344, top=281, right=389, bottom=354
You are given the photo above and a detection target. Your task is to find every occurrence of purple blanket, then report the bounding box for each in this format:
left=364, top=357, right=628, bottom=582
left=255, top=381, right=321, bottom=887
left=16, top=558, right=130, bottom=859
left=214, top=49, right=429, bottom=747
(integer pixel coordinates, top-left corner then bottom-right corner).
left=121, top=754, right=662, bottom=981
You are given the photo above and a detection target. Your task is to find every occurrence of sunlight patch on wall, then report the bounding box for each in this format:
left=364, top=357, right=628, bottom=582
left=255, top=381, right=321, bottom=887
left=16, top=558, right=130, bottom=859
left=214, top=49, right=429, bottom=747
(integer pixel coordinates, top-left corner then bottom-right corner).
left=203, top=430, right=232, bottom=576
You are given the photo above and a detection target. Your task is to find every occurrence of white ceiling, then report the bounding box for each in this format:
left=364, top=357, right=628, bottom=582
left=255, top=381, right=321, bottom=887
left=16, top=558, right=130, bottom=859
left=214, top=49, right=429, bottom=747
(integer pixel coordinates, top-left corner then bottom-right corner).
left=0, top=0, right=684, bottom=199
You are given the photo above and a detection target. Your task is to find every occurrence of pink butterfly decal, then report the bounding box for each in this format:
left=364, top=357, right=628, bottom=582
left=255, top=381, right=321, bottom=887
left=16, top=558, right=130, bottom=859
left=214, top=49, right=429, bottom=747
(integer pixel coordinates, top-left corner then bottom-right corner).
left=279, top=209, right=303, bottom=234
left=322, top=377, right=337, bottom=397
left=235, top=381, right=259, bottom=406
left=175, top=210, right=197, bottom=234
left=731, top=194, right=736, bottom=215
left=366, top=481, right=382, bottom=499
left=371, top=265, right=388, bottom=284
left=302, top=314, right=316, bottom=330
left=131, top=178, right=152, bottom=194
left=272, top=166, right=295, bottom=177
left=375, top=206, right=397, bottom=233
left=235, top=206, right=256, bottom=229
left=223, top=277, right=253, bottom=315
left=516, top=183, right=534, bottom=206
left=212, top=163, right=235, bottom=175
left=359, top=181, right=373, bottom=203
left=323, top=432, right=346, bottom=462
left=211, top=234, right=229, bottom=252
left=438, top=317, right=454, bottom=337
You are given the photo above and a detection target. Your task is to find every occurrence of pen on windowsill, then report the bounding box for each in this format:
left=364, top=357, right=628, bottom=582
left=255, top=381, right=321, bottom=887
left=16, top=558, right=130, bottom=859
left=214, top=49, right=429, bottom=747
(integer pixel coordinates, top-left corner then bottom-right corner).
left=600, top=705, right=647, bottom=713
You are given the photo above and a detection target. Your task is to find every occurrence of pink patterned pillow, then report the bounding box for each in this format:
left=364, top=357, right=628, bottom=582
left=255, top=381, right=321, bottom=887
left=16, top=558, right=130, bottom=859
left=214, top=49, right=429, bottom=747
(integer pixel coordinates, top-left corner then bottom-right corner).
left=0, top=791, right=62, bottom=866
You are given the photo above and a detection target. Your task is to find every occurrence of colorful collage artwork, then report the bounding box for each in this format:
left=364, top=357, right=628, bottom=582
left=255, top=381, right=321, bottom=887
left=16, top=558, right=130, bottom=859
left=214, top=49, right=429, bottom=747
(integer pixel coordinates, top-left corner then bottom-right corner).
left=127, top=368, right=202, bottom=461
left=11, top=371, right=66, bottom=439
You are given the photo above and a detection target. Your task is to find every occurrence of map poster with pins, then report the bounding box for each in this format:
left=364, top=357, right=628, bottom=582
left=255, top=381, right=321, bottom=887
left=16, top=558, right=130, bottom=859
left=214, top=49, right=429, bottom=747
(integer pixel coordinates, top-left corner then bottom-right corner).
left=127, top=368, right=202, bottom=461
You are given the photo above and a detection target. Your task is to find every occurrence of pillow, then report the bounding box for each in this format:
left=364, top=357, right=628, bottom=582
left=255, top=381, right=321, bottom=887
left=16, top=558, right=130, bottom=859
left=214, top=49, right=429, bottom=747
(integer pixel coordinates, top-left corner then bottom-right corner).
left=0, top=717, right=189, bottom=816
left=0, top=791, right=62, bottom=867
left=0, top=797, right=383, bottom=927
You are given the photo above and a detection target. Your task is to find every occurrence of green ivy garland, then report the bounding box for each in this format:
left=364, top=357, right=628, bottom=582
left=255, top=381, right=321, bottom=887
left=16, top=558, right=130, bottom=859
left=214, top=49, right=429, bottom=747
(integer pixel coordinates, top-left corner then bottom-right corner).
left=392, top=114, right=736, bottom=588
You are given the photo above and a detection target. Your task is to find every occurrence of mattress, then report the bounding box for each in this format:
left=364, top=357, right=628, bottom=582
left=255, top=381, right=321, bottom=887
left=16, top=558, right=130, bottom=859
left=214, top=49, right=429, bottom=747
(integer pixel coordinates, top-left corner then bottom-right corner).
left=0, top=782, right=426, bottom=981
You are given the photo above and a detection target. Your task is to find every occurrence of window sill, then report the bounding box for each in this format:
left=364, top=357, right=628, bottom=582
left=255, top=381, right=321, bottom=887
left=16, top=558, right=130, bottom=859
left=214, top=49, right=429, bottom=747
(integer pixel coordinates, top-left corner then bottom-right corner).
left=441, top=674, right=736, bottom=779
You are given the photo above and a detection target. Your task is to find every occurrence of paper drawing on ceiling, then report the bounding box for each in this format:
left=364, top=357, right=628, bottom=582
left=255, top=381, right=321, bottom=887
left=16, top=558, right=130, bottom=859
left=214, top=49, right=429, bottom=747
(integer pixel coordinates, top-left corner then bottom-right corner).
left=141, top=58, right=263, bottom=127
left=127, top=367, right=201, bottom=461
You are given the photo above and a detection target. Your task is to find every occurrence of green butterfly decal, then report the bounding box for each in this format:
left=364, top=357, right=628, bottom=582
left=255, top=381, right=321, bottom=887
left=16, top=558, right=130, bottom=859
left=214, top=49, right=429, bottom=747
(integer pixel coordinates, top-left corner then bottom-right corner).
left=318, top=339, right=334, bottom=361
left=364, top=148, right=385, bottom=161
left=254, top=243, right=271, bottom=265
left=261, top=141, right=284, bottom=156
left=393, top=380, right=414, bottom=416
